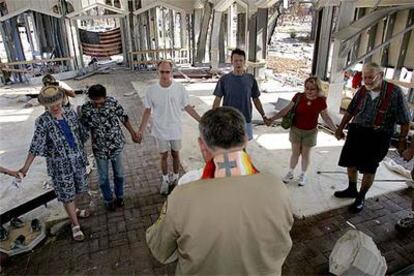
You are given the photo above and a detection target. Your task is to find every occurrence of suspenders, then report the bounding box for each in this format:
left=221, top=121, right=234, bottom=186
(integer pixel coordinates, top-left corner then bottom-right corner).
left=352, top=81, right=394, bottom=128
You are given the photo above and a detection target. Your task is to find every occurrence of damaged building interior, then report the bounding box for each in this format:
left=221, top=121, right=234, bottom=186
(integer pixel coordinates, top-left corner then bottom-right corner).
left=0, top=0, right=414, bottom=274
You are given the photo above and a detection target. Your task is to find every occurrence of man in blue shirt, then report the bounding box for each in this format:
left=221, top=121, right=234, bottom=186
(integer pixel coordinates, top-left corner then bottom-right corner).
left=212, top=48, right=268, bottom=140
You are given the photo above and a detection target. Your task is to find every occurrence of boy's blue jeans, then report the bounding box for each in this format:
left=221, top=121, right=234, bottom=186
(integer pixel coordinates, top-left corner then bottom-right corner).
left=95, top=154, right=124, bottom=204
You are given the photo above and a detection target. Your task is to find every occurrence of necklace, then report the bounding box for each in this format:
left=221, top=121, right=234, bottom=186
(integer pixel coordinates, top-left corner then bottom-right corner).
left=307, top=100, right=312, bottom=106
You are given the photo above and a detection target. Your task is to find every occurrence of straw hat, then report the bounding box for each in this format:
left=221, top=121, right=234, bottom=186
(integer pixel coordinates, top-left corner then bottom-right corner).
left=38, top=86, right=64, bottom=107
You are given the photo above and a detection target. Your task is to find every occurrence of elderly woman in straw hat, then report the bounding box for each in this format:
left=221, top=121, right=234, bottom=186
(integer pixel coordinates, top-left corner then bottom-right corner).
left=18, top=86, right=90, bottom=241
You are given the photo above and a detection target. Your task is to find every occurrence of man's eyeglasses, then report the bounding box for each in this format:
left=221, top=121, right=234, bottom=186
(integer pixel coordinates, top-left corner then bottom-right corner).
left=159, top=70, right=171, bottom=74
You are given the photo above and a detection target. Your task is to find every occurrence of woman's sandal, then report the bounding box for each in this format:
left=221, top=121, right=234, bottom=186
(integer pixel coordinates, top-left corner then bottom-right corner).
left=71, top=225, right=85, bottom=242
left=75, top=208, right=90, bottom=218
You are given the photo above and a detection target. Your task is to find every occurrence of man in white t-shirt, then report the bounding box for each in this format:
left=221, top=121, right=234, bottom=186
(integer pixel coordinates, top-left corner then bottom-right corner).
left=137, top=60, right=201, bottom=195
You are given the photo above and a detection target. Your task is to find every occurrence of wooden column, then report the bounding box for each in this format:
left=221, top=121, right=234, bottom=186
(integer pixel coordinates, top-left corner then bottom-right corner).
left=196, top=2, right=213, bottom=63
left=210, top=11, right=223, bottom=69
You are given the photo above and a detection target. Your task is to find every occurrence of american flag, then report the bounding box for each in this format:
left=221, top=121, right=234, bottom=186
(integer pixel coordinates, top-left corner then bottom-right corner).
left=79, top=27, right=122, bottom=57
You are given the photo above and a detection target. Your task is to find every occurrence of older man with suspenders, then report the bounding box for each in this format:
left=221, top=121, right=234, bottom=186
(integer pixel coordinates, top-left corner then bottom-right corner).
left=334, top=62, right=411, bottom=213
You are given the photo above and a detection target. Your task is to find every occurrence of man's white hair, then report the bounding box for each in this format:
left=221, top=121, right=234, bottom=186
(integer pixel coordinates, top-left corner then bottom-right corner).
left=362, top=62, right=383, bottom=73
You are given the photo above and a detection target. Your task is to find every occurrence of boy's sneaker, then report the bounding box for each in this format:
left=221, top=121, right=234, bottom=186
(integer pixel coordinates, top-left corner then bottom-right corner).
left=282, top=171, right=294, bottom=184
left=297, top=174, right=306, bottom=186
left=169, top=173, right=179, bottom=186
left=105, top=201, right=116, bottom=211
left=160, top=179, right=169, bottom=195
left=116, top=198, right=124, bottom=208
left=396, top=213, right=414, bottom=232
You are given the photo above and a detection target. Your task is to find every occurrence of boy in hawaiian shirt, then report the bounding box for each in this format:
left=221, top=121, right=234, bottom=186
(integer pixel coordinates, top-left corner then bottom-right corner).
left=80, top=84, right=138, bottom=210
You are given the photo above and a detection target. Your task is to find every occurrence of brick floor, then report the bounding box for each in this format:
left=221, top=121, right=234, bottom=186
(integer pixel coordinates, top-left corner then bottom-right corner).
left=283, top=189, right=414, bottom=275
left=2, top=71, right=414, bottom=275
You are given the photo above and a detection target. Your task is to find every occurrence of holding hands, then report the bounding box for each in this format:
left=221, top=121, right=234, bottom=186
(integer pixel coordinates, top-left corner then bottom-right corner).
left=0, top=167, right=22, bottom=178
left=132, top=130, right=143, bottom=144
left=263, top=115, right=273, bottom=126
left=334, top=128, right=346, bottom=140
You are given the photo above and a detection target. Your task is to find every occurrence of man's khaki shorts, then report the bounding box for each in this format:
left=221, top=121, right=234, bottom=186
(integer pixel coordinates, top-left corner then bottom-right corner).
left=289, top=126, right=318, bottom=147
left=156, top=138, right=182, bottom=153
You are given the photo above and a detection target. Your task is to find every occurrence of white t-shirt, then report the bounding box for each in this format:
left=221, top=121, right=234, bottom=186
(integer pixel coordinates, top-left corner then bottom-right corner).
left=144, top=81, right=189, bottom=140
left=368, top=90, right=380, bottom=100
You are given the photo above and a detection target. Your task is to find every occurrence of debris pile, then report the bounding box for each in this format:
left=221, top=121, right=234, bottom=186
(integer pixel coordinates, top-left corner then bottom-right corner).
left=266, top=13, right=313, bottom=88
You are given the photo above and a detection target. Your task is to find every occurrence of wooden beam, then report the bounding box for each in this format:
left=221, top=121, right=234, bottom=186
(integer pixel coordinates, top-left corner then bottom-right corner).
left=334, top=5, right=412, bottom=41
left=4, top=57, right=72, bottom=66
left=316, top=0, right=414, bottom=8
left=349, top=8, right=366, bottom=65
left=365, top=23, right=378, bottom=62
left=67, top=2, right=127, bottom=18
left=23, top=13, right=35, bottom=60
left=393, top=9, right=414, bottom=79
left=73, top=20, right=84, bottom=69
left=130, top=48, right=184, bottom=54
left=133, top=0, right=186, bottom=16
left=312, top=7, right=334, bottom=79
left=214, top=0, right=248, bottom=12
left=70, top=14, right=126, bottom=20
left=196, top=2, right=213, bottom=63
left=211, top=11, right=223, bottom=69
left=346, top=22, right=414, bottom=71
left=0, top=7, right=62, bottom=22
left=380, top=12, right=396, bottom=66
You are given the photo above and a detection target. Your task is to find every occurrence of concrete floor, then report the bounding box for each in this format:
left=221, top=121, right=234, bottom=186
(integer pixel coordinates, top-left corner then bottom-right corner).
left=1, top=70, right=413, bottom=275
left=155, top=78, right=410, bottom=218
left=0, top=70, right=411, bottom=220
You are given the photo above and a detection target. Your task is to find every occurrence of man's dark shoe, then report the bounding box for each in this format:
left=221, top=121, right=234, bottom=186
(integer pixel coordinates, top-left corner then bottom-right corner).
left=395, top=216, right=414, bottom=232
left=334, top=188, right=358, bottom=198
left=116, top=198, right=124, bottom=208
left=105, top=201, right=116, bottom=211
left=349, top=197, right=364, bottom=213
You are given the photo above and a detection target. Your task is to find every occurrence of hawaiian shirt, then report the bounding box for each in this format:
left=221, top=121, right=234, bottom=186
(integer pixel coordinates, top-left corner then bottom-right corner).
left=29, top=107, right=89, bottom=188
left=80, top=96, right=129, bottom=159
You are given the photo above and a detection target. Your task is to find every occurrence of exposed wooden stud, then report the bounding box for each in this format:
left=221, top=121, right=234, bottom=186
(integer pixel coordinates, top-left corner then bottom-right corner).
left=325, top=1, right=356, bottom=123
left=132, top=15, right=138, bottom=52
left=125, top=15, right=132, bottom=65
left=29, top=11, right=41, bottom=57
left=349, top=8, right=366, bottom=64
left=170, top=9, right=175, bottom=59
left=210, top=10, right=223, bottom=69
left=257, top=8, right=268, bottom=60
left=365, top=23, right=378, bottom=62
left=312, top=6, right=334, bottom=79
left=148, top=8, right=158, bottom=59
left=187, top=14, right=193, bottom=64
left=393, top=9, right=414, bottom=79
left=0, top=22, right=12, bottom=62
left=73, top=19, right=84, bottom=69
left=371, top=17, right=386, bottom=63
left=236, top=12, right=246, bottom=49
left=347, top=22, right=414, bottom=70
left=380, top=13, right=396, bottom=66
left=65, top=18, right=77, bottom=70
left=120, top=18, right=128, bottom=65
left=193, top=7, right=202, bottom=61
left=180, top=12, right=187, bottom=54
left=196, top=1, right=213, bottom=63
left=23, top=13, right=36, bottom=59
left=219, top=13, right=226, bottom=63
left=227, top=4, right=234, bottom=49
left=248, top=9, right=257, bottom=62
